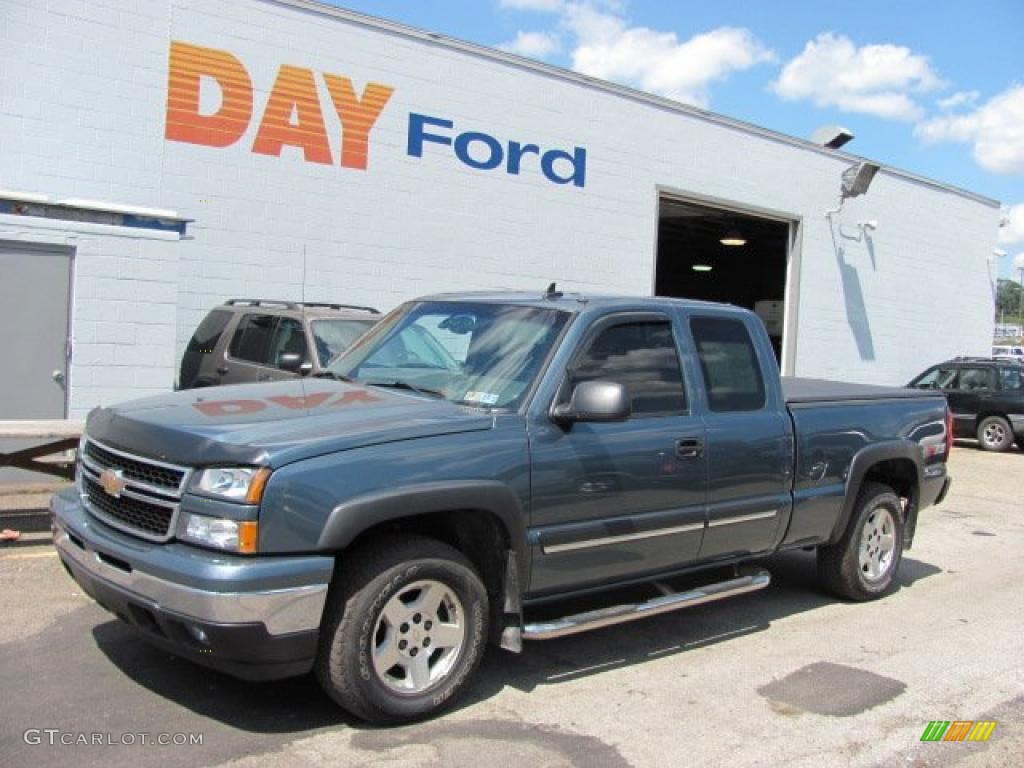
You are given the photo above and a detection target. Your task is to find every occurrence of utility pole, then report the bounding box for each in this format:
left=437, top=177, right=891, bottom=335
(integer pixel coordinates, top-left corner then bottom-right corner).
left=1015, top=268, right=1024, bottom=333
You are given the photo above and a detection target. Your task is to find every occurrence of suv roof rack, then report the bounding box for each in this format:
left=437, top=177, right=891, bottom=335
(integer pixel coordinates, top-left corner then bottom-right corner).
left=951, top=355, right=1022, bottom=363
left=224, top=299, right=380, bottom=314
left=300, top=302, right=380, bottom=314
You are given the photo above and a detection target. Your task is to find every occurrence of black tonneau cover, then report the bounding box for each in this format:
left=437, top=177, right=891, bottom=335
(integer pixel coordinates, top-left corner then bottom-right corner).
left=783, top=377, right=936, bottom=404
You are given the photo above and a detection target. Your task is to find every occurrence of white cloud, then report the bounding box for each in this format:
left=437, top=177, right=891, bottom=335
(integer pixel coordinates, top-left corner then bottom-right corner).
left=938, top=90, right=979, bottom=111
left=915, top=85, right=1024, bottom=174
left=562, top=3, right=773, bottom=107
left=772, top=33, right=943, bottom=121
left=498, top=0, right=565, bottom=12
left=1000, top=203, right=1024, bottom=245
left=499, top=30, right=561, bottom=58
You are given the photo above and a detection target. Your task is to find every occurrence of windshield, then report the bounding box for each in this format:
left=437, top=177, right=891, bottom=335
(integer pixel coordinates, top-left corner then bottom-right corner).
left=328, top=301, right=570, bottom=408
left=311, top=318, right=376, bottom=366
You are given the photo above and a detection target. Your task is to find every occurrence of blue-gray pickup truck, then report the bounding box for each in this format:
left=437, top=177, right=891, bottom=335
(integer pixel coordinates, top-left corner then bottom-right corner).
left=51, top=291, right=952, bottom=723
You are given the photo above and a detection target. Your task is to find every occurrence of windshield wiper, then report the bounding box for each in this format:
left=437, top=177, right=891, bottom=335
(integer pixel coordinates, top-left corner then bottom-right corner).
left=312, top=371, right=356, bottom=383
left=363, top=379, right=446, bottom=399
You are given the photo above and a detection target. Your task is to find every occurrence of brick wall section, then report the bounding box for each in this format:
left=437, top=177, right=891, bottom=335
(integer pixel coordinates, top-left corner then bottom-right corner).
left=0, top=0, right=1001, bottom=416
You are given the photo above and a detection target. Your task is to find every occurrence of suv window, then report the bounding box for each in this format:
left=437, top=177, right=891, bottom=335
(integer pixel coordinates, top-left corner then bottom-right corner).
left=954, top=367, right=994, bottom=391
left=690, top=316, right=765, bottom=412
left=570, top=321, right=687, bottom=417
left=228, top=314, right=277, bottom=364
left=913, top=366, right=957, bottom=389
left=179, top=309, right=232, bottom=388
left=268, top=317, right=309, bottom=368
left=1000, top=367, right=1023, bottom=391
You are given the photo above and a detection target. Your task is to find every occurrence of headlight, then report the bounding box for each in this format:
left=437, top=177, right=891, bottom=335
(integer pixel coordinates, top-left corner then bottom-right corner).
left=179, top=513, right=258, bottom=554
left=191, top=467, right=271, bottom=503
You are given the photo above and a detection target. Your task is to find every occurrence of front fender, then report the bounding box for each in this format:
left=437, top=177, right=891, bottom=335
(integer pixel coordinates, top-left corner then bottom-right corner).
left=317, top=480, right=529, bottom=575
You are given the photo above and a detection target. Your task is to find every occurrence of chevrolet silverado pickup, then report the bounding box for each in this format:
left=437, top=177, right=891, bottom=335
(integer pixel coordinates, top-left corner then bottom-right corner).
left=51, top=291, right=952, bottom=723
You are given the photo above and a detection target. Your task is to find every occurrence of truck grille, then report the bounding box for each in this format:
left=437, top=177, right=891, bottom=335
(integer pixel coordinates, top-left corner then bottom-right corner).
left=78, top=438, right=191, bottom=542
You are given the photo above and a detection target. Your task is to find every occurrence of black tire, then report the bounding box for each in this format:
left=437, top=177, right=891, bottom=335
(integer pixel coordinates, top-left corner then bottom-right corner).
left=817, top=482, right=904, bottom=601
left=315, top=535, right=488, bottom=724
left=977, top=415, right=1014, bottom=452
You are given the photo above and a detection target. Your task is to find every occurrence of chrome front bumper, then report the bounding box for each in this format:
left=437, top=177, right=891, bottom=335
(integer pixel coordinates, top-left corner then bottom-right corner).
left=51, top=488, right=334, bottom=680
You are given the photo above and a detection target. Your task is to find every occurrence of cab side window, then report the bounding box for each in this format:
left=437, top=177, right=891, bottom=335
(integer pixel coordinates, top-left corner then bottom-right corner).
left=228, top=314, right=276, bottom=364
left=569, top=321, right=687, bottom=416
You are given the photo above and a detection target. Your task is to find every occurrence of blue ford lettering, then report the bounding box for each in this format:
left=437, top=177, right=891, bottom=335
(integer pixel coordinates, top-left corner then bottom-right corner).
left=407, top=113, right=587, bottom=187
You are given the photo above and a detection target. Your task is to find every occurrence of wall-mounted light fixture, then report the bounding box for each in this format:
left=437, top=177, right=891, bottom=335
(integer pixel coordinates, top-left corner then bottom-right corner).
left=692, top=264, right=713, bottom=272
left=840, top=161, right=880, bottom=200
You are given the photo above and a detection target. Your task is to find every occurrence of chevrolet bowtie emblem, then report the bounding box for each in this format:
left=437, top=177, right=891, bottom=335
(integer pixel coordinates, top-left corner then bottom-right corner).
left=99, top=468, right=126, bottom=498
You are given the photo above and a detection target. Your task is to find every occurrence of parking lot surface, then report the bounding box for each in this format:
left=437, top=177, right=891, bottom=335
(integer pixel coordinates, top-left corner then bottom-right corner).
left=1, top=444, right=1021, bottom=768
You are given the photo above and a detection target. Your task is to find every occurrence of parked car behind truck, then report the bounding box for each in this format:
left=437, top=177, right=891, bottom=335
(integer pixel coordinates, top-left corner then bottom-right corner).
left=907, top=356, right=1024, bottom=451
left=178, top=299, right=380, bottom=389
left=52, top=290, right=952, bottom=723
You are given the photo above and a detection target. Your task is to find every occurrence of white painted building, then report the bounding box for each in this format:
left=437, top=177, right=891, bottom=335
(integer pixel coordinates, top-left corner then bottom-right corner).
left=0, top=0, right=1002, bottom=419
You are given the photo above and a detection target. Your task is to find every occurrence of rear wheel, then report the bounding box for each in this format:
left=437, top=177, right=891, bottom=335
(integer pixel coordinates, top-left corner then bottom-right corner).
left=818, top=482, right=904, bottom=600
left=315, top=535, right=488, bottom=724
left=977, top=415, right=1013, bottom=452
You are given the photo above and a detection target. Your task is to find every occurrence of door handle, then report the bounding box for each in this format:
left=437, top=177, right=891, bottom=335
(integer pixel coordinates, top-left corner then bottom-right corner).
left=675, top=438, right=704, bottom=459
left=52, top=370, right=66, bottom=386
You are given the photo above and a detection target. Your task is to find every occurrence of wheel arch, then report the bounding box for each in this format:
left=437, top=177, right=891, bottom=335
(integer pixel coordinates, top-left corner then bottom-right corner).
left=317, top=481, right=528, bottom=638
left=829, top=442, right=921, bottom=547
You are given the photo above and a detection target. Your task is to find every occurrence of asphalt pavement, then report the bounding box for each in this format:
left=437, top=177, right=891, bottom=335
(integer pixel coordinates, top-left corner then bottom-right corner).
left=1, top=444, right=1021, bottom=768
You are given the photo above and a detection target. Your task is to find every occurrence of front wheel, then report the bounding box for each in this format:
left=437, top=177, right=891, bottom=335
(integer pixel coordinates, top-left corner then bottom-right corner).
left=315, top=536, right=488, bottom=724
left=977, top=415, right=1013, bottom=452
left=817, top=482, right=904, bottom=600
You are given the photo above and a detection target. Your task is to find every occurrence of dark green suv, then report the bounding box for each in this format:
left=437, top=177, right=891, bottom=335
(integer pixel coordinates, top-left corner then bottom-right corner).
left=908, top=357, right=1024, bottom=451
left=178, top=299, right=379, bottom=389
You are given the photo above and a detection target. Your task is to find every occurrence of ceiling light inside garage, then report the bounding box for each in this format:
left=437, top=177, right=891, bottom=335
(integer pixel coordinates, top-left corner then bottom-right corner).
left=719, top=229, right=746, bottom=246
left=692, top=264, right=713, bottom=272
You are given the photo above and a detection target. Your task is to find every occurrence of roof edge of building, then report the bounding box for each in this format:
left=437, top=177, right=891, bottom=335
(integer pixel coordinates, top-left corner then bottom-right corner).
left=265, top=0, right=1000, bottom=210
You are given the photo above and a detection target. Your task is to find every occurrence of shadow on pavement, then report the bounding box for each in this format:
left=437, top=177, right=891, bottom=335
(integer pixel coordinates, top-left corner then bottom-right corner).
left=83, top=548, right=941, bottom=731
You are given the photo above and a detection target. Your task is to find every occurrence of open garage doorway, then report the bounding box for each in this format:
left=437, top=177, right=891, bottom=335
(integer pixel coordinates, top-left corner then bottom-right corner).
left=655, top=195, right=795, bottom=368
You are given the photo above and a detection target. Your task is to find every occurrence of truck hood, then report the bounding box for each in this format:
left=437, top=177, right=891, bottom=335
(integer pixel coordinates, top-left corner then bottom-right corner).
left=85, top=379, right=495, bottom=467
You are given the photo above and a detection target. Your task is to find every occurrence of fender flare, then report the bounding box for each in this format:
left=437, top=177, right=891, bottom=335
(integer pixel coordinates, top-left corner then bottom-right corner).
left=828, top=440, right=922, bottom=545
left=317, top=480, right=529, bottom=575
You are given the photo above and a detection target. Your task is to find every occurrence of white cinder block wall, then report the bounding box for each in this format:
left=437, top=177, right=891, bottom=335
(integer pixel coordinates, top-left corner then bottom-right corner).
left=0, top=0, right=1001, bottom=416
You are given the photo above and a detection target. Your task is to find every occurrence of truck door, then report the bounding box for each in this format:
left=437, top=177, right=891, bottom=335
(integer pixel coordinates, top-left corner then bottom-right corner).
left=687, top=314, right=792, bottom=560
left=527, top=313, right=707, bottom=595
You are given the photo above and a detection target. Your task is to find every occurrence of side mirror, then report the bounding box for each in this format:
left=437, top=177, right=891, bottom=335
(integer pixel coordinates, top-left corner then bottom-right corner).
left=552, top=380, right=631, bottom=425
left=278, top=352, right=311, bottom=374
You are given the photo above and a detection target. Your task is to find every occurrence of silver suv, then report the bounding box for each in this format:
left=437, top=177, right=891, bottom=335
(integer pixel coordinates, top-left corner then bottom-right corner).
left=177, top=299, right=379, bottom=389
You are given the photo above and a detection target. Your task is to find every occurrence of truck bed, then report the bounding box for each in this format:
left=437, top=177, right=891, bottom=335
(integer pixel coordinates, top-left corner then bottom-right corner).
left=783, top=377, right=930, bottom=404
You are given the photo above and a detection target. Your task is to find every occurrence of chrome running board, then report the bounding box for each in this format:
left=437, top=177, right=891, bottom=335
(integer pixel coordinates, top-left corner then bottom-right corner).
left=521, top=569, right=770, bottom=641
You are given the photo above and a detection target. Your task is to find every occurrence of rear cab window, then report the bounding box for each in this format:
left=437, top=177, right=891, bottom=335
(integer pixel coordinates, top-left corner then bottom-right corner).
left=689, top=316, right=765, bottom=412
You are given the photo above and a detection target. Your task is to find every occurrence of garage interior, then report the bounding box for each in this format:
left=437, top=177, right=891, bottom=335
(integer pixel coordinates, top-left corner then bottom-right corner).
left=655, top=196, right=791, bottom=362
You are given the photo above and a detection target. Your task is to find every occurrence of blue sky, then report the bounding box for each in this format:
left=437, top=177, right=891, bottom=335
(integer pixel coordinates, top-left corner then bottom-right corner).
left=328, top=0, right=1024, bottom=276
